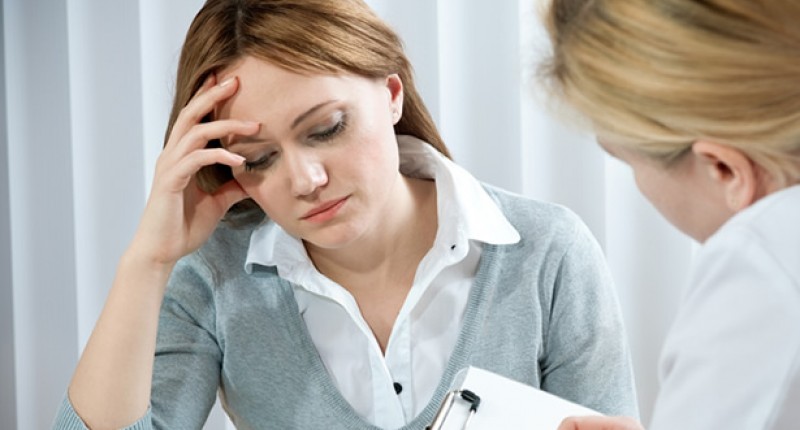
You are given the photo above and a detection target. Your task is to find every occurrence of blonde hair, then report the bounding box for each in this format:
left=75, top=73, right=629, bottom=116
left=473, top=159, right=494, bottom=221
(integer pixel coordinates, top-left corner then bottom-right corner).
left=168, top=0, right=448, bottom=223
left=542, top=0, right=800, bottom=183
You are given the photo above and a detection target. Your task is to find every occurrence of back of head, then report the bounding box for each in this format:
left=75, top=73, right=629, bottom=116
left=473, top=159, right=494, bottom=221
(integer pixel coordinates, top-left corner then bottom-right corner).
left=543, top=0, right=800, bottom=184
left=167, top=0, right=447, bottom=222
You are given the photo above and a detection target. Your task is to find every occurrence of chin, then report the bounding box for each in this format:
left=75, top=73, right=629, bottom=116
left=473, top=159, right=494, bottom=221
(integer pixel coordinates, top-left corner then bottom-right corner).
left=303, top=226, right=363, bottom=250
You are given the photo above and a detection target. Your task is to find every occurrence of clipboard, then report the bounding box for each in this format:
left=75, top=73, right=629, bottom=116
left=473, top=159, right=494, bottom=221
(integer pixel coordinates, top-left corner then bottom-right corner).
left=427, top=366, right=602, bottom=430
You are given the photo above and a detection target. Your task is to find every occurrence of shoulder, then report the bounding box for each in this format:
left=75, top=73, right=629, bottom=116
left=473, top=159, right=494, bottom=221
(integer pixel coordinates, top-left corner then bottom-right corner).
left=656, top=211, right=800, bottom=429
left=481, top=183, right=590, bottom=251
left=171, top=220, right=260, bottom=288
left=699, top=187, right=800, bottom=293
left=200, top=220, right=255, bottom=263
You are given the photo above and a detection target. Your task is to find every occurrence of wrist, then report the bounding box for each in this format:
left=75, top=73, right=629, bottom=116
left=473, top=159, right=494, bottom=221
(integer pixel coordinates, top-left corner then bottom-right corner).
left=118, top=247, right=177, bottom=281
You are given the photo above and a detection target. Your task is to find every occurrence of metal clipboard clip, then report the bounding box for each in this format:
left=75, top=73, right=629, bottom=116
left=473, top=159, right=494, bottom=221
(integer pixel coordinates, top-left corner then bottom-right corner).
left=426, top=389, right=482, bottom=430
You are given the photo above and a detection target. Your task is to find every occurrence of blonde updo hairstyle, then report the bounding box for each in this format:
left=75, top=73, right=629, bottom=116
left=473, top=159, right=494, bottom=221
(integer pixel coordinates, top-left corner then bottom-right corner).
left=543, top=0, right=800, bottom=185
left=167, top=0, right=448, bottom=224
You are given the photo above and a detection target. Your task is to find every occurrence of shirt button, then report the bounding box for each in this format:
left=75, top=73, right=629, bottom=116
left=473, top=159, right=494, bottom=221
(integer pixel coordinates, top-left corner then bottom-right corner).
left=393, top=382, right=403, bottom=394
left=450, top=244, right=456, bottom=250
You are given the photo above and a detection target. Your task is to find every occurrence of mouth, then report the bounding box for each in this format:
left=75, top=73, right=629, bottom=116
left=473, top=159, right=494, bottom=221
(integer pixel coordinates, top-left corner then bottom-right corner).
left=301, top=196, right=349, bottom=222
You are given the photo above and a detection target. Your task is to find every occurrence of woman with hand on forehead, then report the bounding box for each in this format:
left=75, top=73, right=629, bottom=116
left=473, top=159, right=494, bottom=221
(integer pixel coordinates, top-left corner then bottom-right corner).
left=544, top=0, right=800, bottom=429
left=53, top=0, right=638, bottom=428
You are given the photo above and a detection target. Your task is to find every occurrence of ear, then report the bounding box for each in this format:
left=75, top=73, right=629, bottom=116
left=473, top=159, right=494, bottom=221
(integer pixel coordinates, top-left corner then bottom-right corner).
left=385, top=74, right=404, bottom=125
left=691, top=140, right=759, bottom=211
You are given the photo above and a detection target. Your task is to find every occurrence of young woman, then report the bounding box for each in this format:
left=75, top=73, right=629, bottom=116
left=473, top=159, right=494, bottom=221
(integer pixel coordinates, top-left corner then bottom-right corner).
left=53, top=1, right=638, bottom=428
left=543, top=1, right=800, bottom=429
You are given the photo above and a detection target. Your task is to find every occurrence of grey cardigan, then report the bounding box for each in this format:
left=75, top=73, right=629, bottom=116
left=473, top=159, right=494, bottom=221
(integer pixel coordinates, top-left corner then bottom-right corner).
left=54, top=185, right=638, bottom=429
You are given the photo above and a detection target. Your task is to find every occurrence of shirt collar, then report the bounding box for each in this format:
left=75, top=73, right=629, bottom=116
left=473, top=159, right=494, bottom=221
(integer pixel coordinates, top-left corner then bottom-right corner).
left=244, top=135, right=520, bottom=274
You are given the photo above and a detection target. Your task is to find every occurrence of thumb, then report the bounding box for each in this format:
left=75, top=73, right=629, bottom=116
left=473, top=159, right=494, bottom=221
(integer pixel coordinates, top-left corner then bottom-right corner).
left=558, top=417, right=579, bottom=430
left=214, top=180, right=250, bottom=212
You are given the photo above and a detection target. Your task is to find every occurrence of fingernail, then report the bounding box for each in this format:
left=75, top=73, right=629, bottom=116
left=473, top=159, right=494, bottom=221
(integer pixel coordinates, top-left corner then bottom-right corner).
left=220, top=77, right=235, bottom=87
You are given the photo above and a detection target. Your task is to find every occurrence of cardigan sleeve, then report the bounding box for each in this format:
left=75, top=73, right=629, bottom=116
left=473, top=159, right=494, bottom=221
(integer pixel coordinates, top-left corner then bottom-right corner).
left=51, top=396, right=153, bottom=430
left=149, top=252, right=223, bottom=428
left=539, top=216, right=640, bottom=419
left=51, top=252, right=222, bottom=430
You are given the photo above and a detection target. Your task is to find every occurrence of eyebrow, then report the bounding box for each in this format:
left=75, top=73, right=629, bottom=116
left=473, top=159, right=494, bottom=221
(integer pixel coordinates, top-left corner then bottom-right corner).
left=228, top=99, right=339, bottom=147
left=291, top=100, right=338, bottom=130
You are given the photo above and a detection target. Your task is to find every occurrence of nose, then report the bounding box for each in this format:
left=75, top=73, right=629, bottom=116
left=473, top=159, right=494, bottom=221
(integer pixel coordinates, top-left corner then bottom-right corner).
left=285, top=150, right=327, bottom=197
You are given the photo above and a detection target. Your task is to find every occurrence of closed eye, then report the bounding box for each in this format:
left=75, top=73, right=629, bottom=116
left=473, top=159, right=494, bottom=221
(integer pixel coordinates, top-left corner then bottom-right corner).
left=244, top=152, right=278, bottom=172
left=309, top=113, right=347, bottom=142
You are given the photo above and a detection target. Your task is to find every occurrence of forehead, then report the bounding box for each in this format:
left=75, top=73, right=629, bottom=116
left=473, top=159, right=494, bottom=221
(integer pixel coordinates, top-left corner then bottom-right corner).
left=216, top=56, right=377, bottom=118
left=217, top=56, right=317, bottom=90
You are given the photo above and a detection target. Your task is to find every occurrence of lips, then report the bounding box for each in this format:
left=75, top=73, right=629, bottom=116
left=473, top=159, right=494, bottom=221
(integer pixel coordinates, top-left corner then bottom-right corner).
left=301, top=197, right=348, bottom=221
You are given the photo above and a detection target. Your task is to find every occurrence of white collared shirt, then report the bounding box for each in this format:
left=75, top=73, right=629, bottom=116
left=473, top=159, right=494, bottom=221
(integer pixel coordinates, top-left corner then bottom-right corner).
left=244, top=135, right=520, bottom=428
left=651, top=185, right=800, bottom=430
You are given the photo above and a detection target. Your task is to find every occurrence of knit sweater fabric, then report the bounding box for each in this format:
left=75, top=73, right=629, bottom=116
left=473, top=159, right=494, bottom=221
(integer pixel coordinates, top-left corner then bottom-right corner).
left=53, top=184, right=638, bottom=429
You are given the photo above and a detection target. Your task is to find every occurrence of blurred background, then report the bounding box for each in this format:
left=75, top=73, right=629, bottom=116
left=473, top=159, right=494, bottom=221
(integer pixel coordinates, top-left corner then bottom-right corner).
left=0, top=0, right=694, bottom=428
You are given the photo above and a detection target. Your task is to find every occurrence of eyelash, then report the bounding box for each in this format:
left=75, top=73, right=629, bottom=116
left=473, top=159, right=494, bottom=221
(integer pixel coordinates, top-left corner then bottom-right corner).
left=243, top=116, right=348, bottom=172
left=310, top=116, right=347, bottom=142
left=244, top=153, right=277, bottom=172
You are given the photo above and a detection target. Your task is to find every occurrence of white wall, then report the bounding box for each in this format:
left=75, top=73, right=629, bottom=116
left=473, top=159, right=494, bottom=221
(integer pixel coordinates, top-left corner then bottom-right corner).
left=5, top=1, right=78, bottom=429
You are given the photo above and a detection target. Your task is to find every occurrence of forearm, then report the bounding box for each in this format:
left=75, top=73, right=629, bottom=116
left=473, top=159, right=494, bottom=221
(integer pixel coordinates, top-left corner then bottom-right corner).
left=67, top=249, right=174, bottom=430
left=63, top=73, right=250, bottom=429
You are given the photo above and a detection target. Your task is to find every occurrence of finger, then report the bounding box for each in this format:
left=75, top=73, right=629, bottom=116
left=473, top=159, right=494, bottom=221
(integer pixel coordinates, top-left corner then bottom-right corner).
left=558, top=416, right=644, bottom=430
left=168, top=119, right=260, bottom=159
left=193, top=73, right=217, bottom=98
left=213, top=179, right=249, bottom=212
left=167, top=76, right=240, bottom=148
left=157, top=148, right=245, bottom=193
left=175, top=73, right=217, bottom=128
left=557, top=418, right=578, bottom=430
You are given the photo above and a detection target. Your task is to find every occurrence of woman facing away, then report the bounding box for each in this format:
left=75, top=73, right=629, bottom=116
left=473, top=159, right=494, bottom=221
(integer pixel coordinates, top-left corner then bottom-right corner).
left=542, top=1, right=800, bottom=429
left=53, top=0, right=638, bottom=428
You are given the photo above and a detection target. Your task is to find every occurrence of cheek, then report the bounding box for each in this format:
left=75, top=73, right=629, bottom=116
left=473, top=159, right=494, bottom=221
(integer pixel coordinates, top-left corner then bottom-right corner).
left=337, top=134, right=397, bottom=179
left=632, top=170, right=662, bottom=206
left=232, top=172, right=262, bottom=196
left=633, top=170, right=693, bottom=233
left=366, top=127, right=400, bottom=164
